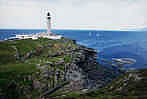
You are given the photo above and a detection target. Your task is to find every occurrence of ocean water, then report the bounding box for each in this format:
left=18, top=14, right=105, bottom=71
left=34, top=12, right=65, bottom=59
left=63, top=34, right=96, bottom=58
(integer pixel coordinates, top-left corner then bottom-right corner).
left=0, top=29, right=147, bottom=69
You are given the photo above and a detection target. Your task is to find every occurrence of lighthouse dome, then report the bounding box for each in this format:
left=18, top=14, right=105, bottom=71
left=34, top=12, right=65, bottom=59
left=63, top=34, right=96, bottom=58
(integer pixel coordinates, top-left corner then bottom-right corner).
left=47, top=12, right=51, bottom=16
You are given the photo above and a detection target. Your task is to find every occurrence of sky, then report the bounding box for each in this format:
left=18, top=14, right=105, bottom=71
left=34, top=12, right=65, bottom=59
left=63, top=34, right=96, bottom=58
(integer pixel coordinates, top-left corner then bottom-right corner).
left=0, top=0, right=147, bottom=30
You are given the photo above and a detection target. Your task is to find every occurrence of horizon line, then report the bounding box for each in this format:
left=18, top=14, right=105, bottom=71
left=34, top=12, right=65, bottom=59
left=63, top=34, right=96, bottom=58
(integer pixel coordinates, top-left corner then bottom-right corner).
left=0, top=27, right=146, bottom=31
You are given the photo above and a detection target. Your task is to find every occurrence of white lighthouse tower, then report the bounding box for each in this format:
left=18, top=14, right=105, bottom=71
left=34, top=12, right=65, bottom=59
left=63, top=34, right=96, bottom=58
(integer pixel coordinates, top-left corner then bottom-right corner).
left=47, top=12, right=51, bottom=35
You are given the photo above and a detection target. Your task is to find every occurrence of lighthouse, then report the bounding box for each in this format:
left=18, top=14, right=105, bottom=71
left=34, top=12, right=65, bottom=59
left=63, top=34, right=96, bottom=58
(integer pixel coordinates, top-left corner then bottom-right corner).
left=47, top=12, right=51, bottom=35
left=13, top=12, right=62, bottom=40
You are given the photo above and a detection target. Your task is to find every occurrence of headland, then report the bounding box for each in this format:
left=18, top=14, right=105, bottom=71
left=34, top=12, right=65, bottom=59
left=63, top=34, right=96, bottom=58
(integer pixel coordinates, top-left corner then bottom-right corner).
left=0, top=37, right=146, bottom=99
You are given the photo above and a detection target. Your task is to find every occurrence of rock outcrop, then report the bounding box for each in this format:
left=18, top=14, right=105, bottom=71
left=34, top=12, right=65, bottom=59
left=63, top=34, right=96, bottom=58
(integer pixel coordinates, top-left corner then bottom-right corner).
left=63, top=45, right=120, bottom=91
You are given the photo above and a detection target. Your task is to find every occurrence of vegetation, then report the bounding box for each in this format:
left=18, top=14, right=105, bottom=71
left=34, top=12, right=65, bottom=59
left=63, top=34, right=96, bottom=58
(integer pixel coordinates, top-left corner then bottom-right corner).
left=0, top=37, right=146, bottom=99
left=0, top=38, right=78, bottom=99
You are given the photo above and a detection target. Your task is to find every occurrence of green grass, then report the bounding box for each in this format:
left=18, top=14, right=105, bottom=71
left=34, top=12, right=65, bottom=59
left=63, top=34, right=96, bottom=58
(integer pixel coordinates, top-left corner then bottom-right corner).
left=0, top=63, right=36, bottom=86
left=0, top=42, right=16, bottom=64
left=0, top=38, right=79, bottom=98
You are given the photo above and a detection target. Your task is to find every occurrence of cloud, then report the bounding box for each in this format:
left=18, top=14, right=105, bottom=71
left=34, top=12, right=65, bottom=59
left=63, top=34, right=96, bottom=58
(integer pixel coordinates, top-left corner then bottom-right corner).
left=0, top=0, right=147, bottom=29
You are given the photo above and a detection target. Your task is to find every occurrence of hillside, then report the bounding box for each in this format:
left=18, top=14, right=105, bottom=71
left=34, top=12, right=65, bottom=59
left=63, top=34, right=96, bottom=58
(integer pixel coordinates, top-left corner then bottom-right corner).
left=0, top=38, right=119, bottom=99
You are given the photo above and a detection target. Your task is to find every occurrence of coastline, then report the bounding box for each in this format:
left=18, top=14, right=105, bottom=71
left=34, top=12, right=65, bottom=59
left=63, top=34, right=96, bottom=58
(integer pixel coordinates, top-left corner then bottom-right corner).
left=0, top=37, right=147, bottom=99
left=0, top=37, right=121, bottom=98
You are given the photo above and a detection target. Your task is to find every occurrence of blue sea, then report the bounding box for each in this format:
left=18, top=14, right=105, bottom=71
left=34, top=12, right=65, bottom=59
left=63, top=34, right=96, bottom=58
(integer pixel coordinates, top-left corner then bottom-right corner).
left=0, top=29, right=147, bottom=70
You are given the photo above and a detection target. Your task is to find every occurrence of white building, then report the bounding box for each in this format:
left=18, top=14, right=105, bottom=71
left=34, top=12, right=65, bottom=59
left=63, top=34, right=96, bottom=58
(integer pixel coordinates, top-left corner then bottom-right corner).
left=12, top=12, right=62, bottom=40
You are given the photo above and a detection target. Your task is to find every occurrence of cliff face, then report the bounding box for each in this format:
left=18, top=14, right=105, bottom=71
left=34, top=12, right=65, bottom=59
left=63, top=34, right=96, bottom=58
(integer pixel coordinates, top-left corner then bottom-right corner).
left=51, top=69, right=147, bottom=99
left=64, top=45, right=120, bottom=90
left=0, top=38, right=119, bottom=99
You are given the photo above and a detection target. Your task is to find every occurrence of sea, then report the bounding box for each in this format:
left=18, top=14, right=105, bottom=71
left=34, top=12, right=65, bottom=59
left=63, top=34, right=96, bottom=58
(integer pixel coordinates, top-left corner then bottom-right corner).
left=0, top=29, right=147, bottom=70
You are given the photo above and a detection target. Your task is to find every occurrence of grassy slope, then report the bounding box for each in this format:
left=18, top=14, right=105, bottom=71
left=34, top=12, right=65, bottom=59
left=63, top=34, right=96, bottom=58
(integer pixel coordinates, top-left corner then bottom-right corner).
left=0, top=38, right=78, bottom=98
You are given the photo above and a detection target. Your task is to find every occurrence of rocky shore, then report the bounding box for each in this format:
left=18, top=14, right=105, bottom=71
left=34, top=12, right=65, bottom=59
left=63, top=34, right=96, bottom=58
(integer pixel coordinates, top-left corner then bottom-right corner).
left=0, top=37, right=121, bottom=99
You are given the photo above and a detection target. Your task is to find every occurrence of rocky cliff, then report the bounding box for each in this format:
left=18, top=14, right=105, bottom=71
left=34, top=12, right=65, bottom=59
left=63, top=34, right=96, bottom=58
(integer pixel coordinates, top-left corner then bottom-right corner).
left=60, top=69, right=147, bottom=99
left=0, top=38, right=119, bottom=99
